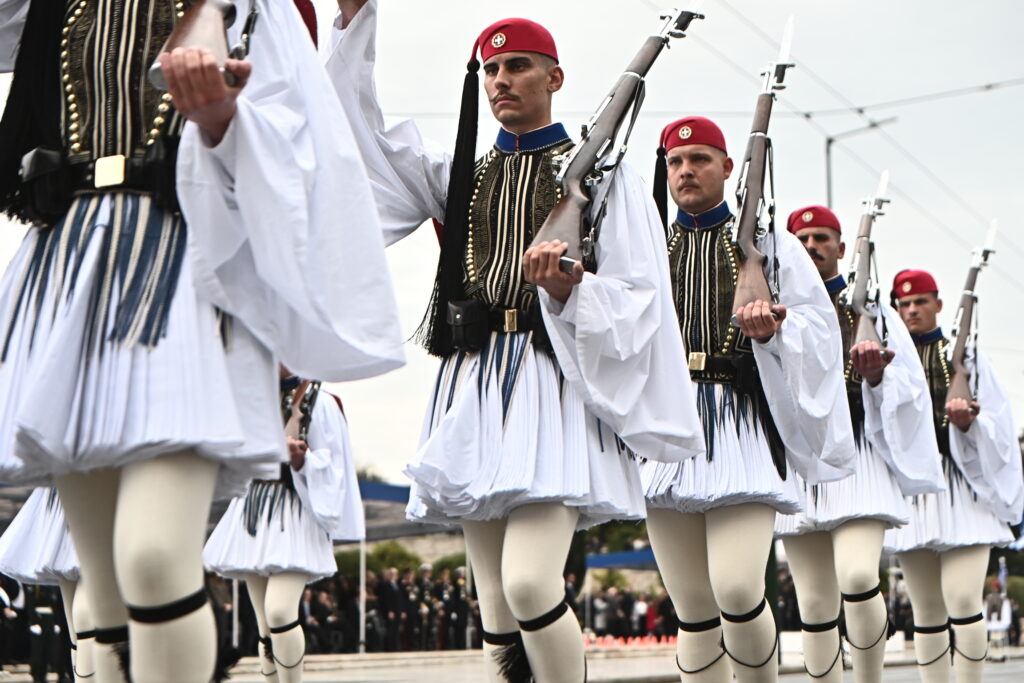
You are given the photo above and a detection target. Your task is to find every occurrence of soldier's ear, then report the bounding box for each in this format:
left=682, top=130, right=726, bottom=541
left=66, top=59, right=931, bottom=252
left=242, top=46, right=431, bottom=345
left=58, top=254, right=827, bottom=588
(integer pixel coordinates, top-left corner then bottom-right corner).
left=548, top=65, right=564, bottom=93
left=722, top=156, right=734, bottom=179
left=936, top=297, right=943, bottom=313
left=838, top=241, right=845, bottom=259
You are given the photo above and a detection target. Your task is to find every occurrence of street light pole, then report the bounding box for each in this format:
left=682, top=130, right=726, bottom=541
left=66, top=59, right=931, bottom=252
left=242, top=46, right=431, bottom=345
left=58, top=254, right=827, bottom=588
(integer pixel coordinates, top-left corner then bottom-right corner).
left=825, top=116, right=897, bottom=208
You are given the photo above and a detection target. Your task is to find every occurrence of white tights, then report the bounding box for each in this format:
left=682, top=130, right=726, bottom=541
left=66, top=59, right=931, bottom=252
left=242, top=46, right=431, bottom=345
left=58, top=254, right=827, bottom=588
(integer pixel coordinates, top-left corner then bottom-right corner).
left=782, top=519, right=889, bottom=683
left=898, top=545, right=990, bottom=683
left=463, top=503, right=584, bottom=683
left=647, top=503, right=778, bottom=683
left=59, top=579, right=97, bottom=683
left=244, top=572, right=310, bottom=683
left=57, top=451, right=220, bottom=683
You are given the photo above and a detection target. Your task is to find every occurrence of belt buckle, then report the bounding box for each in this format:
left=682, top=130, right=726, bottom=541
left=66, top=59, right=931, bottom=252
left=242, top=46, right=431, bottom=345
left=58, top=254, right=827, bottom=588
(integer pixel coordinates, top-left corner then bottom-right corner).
left=504, top=309, right=518, bottom=333
left=688, top=351, right=707, bottom=371
left=94, top=154, right=126, bottom=188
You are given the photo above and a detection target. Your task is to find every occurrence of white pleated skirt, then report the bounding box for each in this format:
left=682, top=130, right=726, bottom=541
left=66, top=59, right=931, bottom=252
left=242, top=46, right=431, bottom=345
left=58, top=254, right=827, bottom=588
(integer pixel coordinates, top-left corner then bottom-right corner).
left=0, top=194, right=283, bottom=496
left=776, top=433, right=910, bottom=536
left=641, top=381, right=800, bottom=514
left=883, top=462, right=1012, bottom=553
left=0, top=488, right=79, bottom=585
left=204, top=479, right=337, bottom=580
left=405, top=332, right=646, bottom=530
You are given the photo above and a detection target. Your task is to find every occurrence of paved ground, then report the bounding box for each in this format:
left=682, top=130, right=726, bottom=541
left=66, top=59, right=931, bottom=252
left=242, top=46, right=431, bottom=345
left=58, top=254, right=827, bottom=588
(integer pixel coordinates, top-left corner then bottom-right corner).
left=4, top=647, right=1022, bottom=682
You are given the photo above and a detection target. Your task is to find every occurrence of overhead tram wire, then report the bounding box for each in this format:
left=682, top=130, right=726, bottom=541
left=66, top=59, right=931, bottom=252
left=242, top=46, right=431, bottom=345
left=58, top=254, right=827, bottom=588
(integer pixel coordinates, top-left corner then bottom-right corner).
left=634, top=0, right=1024, bottom=292
left=712, top=0, right=1024, bottom=264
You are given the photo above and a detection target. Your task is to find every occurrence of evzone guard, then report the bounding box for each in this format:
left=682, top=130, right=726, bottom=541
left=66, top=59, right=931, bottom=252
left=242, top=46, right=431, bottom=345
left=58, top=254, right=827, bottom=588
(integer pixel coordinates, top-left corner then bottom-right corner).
left=0, top=1, right=403, bottom=681
left=641, top=114, right=854, bottom=683
left=204, top=371, right=364, bottom=683
left=328, top=1, right=705, bottom=680
left=776, top=201, right=942, bottom=683
left=886, top=266, right=1022, bottom=683
left=0, top=487, right=90, bottom=681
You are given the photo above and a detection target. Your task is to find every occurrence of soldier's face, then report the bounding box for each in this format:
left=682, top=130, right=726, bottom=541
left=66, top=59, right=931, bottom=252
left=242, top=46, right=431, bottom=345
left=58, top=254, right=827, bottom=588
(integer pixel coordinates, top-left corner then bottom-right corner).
left=667, top=145, right=733, bottom=216
left=794, top=227, right=844, bottom=280
left=483, top=52, right=562, bottom=134
left=897, top=293, right=942, bottom=333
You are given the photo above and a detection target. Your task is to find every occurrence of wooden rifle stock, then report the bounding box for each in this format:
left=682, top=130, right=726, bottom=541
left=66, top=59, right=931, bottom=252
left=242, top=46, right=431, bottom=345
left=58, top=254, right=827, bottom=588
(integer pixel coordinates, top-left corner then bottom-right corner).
left=945, top=265, right=982, bottom=405
left=849, top=212, right=883, bottom=347
left=148, top=0, right=237, bottom=91
left=530, top=11, right=703, bottom=264
left=731, top=93, right=775, bottom=315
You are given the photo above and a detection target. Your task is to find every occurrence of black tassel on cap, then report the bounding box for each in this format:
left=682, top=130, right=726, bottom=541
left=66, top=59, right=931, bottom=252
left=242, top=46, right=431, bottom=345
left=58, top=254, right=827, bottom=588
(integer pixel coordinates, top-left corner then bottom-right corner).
left=413, top=54, right=481, bottom=357
left=0, top=0, right=64, bottom=223
left=653, top=145, right=668, bottom=234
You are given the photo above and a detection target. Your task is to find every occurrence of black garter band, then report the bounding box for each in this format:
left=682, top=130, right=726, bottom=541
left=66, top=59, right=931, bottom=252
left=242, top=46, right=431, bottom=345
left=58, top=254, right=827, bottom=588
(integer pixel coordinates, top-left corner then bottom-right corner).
left=518, top=601, right=569, bottom=632
left=94, top=625, right=129, bottom=644
left=127, top=588, right=206, bottom=624
left=720, top=599, right=778, bottom=669
left=677, top=616, right=721, bottom=632
left=269, top=618, right=301, bottom=635
left=799, top=618, right=841, bottom=679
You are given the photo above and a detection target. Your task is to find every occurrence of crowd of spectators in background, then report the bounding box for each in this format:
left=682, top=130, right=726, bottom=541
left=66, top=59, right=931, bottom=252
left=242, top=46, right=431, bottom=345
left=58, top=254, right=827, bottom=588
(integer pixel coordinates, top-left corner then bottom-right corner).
left=2, top=565, right=1021, bottom=676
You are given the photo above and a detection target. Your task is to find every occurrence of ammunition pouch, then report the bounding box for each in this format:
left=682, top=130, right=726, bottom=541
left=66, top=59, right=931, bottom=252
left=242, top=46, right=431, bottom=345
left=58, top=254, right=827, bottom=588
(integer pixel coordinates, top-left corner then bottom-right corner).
left=447, top=299, right=552, bottom=353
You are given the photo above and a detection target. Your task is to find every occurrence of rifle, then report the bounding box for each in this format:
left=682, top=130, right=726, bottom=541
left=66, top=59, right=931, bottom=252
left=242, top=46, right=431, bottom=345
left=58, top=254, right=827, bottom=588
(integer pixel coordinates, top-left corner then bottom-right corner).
left=529, top=6, right=705, bottom=273
left=148, top=0, right=261, bottom=91
left=945, top=221, right=997, bottom=406
left=730, top=18, right=795, bottom=324
left=842, top=170, right=892, bottom=352
left=281, top=379, right=322, bottom=444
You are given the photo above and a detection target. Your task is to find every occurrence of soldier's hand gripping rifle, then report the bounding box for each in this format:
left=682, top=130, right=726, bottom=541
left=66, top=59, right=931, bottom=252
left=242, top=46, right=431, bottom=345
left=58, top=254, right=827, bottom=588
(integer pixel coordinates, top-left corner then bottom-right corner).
left=281, top=379, right=323, bottom=445
left=528, top=6, right=706, bottom=273
left=842, top=170, right=894, bottom=357
left=945, top=221, right=998, bottom=407
left=147, top=0, right=261, bottom=91
left=729, top=18, right=795, bottom=325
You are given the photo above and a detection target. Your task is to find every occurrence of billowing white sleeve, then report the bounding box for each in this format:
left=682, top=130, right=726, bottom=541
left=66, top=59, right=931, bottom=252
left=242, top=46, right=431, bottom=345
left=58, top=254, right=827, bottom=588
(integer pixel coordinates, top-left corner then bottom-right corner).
left=538, top=164, right=705, bottom=463
left=176, top=0, right=405, bottom=382
left=862, top=304, right=945, bottom=495
left=291, top=393, right=365, bottom=541
left=0, top=0, right=27, bottom=72
left=753, top=231, right=855, bottom=483
left=324, top=0, right=451, bottom=244
left=949, top=351, right=1023, bottom=524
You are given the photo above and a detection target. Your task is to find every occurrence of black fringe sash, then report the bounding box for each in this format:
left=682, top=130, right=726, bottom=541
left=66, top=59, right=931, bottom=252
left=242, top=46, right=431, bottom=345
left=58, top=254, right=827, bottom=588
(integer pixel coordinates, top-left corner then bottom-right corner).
left=1, top=194, right=187, bottom=361
left=242, top=470, right=301, bottom=537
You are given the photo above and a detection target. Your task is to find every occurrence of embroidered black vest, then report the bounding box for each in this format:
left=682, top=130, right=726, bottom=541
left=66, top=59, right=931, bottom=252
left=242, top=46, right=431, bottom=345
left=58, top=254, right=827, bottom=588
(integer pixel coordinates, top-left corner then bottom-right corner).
left=915, top=333, right=953, bottom=461
left=827, top=278, right=866, bottom=443
left=61, top=0, right=185, bottom=161
left=462, top=139, right=571, bottom=311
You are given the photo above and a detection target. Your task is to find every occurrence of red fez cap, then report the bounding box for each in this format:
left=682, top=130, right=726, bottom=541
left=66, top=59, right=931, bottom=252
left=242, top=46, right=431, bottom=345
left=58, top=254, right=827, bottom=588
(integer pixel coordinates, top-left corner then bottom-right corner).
left=475, top=18, right=558, bottom=64
left=892, top=269, right=939, bottom=298
left=787, top=205, right=841, bottom=234
left=659, top=116, right=727, bottom=155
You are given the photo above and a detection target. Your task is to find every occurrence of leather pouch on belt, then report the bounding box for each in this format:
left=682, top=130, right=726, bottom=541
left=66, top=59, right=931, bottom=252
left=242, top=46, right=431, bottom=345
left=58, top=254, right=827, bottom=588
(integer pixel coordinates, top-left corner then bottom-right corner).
left=447, top=300, right=488, bottom=352
left=19, top=148, right=71, bottom=227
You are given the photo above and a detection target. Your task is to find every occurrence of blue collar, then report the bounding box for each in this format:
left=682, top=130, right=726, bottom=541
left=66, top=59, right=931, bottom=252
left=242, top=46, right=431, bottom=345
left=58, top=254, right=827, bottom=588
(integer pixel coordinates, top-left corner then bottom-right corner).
left=825, top=274, right=847, bottom=295
left=279, top=375, right=300, bottom=392
left=676, top=202, right=732, bottom=230
left=911, top=327, right=944, bottom=346
left=495, top=123, right=571, bottom=153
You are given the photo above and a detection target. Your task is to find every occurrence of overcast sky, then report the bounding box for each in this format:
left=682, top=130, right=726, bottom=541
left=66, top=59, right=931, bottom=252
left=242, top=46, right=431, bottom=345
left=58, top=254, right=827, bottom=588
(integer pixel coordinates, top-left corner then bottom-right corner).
left=0, top=1, right=1019, bottom=486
